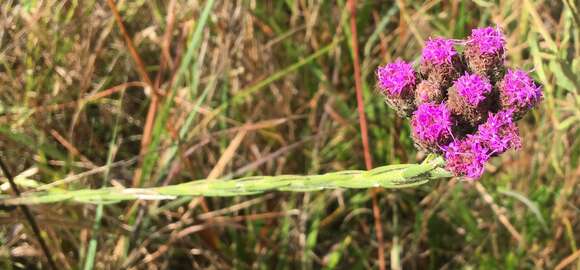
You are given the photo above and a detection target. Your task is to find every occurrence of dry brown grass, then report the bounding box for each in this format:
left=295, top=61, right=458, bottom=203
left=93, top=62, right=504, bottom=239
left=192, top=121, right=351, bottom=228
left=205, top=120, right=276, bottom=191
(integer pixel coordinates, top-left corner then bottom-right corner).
left=0, top=0, right=578, bottom=269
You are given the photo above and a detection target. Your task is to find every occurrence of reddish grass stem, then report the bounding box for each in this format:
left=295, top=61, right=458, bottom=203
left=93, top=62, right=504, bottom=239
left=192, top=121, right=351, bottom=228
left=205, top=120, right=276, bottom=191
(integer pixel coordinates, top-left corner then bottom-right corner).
left=106, top=0, right=160, bottom=187
left=348, top=1, right=386, bottom=270
left=349, top=2, right=373, bottom=171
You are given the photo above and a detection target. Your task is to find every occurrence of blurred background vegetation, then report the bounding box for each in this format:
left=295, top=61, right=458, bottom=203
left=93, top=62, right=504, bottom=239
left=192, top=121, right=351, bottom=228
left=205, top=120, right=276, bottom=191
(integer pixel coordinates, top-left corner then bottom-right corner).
left=0, top=0, right=578, bottom=269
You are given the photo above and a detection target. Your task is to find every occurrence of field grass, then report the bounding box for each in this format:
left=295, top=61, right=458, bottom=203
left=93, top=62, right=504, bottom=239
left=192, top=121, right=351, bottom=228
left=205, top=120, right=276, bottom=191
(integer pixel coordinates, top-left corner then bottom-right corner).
left=0, top=0, right=579, bottom=269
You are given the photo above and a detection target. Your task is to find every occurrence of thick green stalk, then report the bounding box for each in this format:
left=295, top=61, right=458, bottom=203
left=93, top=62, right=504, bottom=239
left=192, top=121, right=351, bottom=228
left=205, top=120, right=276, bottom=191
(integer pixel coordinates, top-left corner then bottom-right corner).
left=0, top=157, right=451, bottom=206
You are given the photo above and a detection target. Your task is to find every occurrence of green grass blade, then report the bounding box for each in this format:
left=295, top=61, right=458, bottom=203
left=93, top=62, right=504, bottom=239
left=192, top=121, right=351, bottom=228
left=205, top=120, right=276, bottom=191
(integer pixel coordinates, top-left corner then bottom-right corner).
left=0, top=161, right=450, bottom=205
left=82, top=89, right=125, bottom=270
left=139, top=0, right=216, bottom=186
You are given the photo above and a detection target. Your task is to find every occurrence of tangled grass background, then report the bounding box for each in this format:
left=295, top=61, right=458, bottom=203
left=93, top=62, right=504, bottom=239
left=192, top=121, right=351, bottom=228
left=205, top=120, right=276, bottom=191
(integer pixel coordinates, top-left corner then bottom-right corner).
left=0, top=0, right=579, bottom=269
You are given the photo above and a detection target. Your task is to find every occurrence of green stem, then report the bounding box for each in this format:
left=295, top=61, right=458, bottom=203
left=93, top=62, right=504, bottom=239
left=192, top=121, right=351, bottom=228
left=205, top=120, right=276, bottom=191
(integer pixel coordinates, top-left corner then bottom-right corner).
left=1, top=157, right=451, bottom=206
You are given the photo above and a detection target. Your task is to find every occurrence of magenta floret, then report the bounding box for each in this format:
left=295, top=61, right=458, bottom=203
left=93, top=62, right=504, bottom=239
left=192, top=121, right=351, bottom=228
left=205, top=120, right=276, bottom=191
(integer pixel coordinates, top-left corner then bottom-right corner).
left=500, top=69, right=542, bottom=109
left=444, top=137, right=489, bottom=179
left=421, top=38, right=457, bottom=65
left=475, top=110, right=521, bottom=154
left=468, top=27, right=506, bottom=55
left=453, top=73, right=493, bottom=106
left=411, top=103, right=452, bottom=144
left=376, top=59, right=416, bottom=96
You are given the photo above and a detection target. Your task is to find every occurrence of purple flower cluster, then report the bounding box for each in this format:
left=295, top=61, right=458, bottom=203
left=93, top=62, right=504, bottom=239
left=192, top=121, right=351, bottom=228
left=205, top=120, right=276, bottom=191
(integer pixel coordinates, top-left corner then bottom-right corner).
left=453, top=73, right=493, bottom=106
left=468, top=27, right=506, bottom=55
left=376, top=59, right=416, bottom=97
left=375, top=26, right=542, bottom=180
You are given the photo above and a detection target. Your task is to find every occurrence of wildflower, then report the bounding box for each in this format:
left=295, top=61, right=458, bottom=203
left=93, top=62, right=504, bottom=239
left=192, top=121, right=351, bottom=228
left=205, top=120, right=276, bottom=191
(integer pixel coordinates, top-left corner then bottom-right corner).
left=377, top=59, right=416, bottom=96
left=464, top=27, right=506, bottom=82
left=374, top=26, right=542, bottom=180
left=420, top=38, right=464, bottom=89
left=411, top=102, right=453, bottom=152
left=498, top=69, right=542, bottom=119
left=447, top=73, right=495, bottom=126
left=452, top=73, right=493, bottom=106
left=475, top=110, right=521, bottom=154
left=422, top=38, right=458, bottom=65
left=468, top=26, right=506, bottom=55
left=444, top=136, right=489, bottom=179
left=376, top=59, right=418, bottom=117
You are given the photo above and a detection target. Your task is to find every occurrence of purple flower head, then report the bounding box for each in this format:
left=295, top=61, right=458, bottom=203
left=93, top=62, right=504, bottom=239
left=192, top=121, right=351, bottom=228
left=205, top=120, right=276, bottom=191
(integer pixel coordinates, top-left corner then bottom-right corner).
left=468, top=27, right=506, bottom=55
left=421, top=38, right=457, bottom=65
left=376, top=59, right=416, bottom=96
left=453, top=73, right=492, bottom=106
left=444, top=137, right=489, bottom=179
left=500, top=69, right=543, bottom=109
left=475, top=110, right=521, bottom=154
left=411, top=103, right=452, bottom=144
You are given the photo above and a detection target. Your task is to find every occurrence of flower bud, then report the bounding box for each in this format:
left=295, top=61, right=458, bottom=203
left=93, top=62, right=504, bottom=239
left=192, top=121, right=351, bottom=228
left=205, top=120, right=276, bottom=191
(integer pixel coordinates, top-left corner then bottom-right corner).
left=415, top=79, right=445, bottom=105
